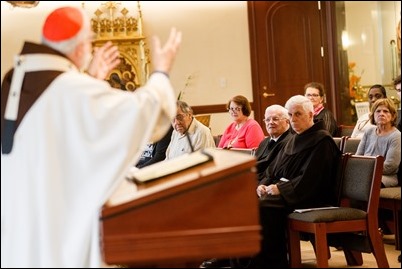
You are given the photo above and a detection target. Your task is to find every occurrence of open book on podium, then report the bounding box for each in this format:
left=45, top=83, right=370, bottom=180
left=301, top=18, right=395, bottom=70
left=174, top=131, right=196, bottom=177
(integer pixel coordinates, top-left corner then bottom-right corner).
left=128, top=150, right=214, bottom=184
left=102, top=148, right=261, bottom=267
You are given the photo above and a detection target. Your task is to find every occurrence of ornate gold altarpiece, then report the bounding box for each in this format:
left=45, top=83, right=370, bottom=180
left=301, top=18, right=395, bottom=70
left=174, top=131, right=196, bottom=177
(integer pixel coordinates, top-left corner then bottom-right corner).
left=90, top=1, right=150, bottom=91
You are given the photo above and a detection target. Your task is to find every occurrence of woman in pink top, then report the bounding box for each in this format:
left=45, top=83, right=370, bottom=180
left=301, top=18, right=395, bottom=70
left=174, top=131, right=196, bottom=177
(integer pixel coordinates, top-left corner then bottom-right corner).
left=218, top=95, right=265, bottom=149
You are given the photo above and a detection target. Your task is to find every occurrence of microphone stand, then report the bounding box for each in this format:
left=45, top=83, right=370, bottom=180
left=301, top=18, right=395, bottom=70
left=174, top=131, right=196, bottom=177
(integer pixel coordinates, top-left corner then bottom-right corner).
left=185, top=117, right=195, bottom=153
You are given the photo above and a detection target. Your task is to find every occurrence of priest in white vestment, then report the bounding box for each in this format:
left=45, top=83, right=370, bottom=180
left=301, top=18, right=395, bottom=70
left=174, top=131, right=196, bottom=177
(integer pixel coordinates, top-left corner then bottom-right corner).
left=1, top=6, right=181, bottom=268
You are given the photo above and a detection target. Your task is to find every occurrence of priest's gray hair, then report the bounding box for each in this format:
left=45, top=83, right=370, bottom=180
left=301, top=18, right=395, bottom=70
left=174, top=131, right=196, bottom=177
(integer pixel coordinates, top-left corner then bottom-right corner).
left=285, top=95, right=314, bottom=114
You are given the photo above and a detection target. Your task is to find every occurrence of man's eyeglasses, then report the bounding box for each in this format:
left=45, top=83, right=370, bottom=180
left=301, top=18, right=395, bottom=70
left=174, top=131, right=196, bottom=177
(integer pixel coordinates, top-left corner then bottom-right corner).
left=228, top=107, right=242, bottom=112
left=263, top=117, right=284, bottom=123
left=305, top=93, right=320, bottom=98
left=173, top=113, right=188, bottom=121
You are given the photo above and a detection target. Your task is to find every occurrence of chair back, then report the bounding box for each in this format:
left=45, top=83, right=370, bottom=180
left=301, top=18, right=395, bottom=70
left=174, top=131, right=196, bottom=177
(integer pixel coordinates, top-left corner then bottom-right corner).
left=194, top=114, right=211, bottom=128
left=337, top=125, right=355, bottom=137
left=228, top=147, right=257, bottom=156
left=333, top=153, right=350, bottom=205
left=341, top=155, right=384, bottom=213
left=342, top=137, right=361, bottom=154
left=333, top=136, right=346, bottom=151
left=213, top=135, right=222, bottom=147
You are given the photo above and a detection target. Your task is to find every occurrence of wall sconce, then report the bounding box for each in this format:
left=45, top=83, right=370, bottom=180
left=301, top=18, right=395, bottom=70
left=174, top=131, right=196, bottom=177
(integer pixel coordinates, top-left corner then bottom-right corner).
left=6, top=1, right=40, bottom=8
left=342, top=30, right=350, bottom=50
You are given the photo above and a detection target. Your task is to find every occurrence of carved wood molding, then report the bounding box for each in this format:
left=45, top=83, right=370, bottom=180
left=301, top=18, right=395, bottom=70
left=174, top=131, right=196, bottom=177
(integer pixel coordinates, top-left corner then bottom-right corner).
left=6, top=1, right=39, bottom=8
left=90, top=1, right=149, bottom=91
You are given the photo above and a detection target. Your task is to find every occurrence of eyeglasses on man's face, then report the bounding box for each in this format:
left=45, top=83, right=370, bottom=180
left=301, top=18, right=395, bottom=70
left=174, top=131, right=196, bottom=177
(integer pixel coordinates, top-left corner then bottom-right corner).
left=305, top=93, right=320, bottom=98
left=173, top=113, right=188, bottom=121
left=263, top=117, right=284, bottom=123
left=228, top=107, right=242, bottom=112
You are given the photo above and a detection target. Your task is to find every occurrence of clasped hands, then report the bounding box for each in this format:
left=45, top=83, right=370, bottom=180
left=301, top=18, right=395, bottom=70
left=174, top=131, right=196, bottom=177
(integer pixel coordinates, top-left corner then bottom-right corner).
left=257, top=184, right=279, bottom=198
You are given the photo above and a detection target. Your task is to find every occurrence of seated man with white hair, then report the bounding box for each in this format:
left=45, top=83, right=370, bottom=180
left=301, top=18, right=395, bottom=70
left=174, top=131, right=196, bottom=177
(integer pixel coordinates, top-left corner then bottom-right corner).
left=254, top=95, right=340, bottom=267
left=254, top=104, right=293, bottom=182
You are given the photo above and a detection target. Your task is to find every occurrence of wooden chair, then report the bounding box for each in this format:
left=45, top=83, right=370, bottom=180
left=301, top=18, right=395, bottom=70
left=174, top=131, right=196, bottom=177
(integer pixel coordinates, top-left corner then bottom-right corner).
left=342, top=137, right=361, bottom=154
left=194, top=114, right=211, bottom=128
left=213, top=135, right=222, bottom=147
left=379, top=186, right=401, bottom=250
left=287, top=154, right=389, bottom=268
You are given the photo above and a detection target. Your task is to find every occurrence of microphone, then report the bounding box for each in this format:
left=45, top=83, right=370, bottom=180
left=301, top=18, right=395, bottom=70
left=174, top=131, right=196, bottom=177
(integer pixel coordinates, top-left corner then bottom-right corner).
left=185, top=117, right=195, bottom=153
left=185, top=131, right=194, bottom=152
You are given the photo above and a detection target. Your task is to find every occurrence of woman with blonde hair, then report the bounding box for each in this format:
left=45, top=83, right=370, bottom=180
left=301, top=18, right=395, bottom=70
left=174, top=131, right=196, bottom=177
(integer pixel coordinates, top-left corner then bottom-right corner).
left=356, top=98, right=401, bottom=187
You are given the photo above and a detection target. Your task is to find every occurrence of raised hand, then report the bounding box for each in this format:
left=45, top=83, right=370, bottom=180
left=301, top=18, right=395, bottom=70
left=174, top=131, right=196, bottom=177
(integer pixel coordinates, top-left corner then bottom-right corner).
left=151, top=28, right=182, bottom=75
left=86, top=41, right=121, bottom=80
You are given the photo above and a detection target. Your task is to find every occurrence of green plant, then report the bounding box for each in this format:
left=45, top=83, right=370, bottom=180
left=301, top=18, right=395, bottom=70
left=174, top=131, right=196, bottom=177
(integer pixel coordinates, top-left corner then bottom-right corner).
left=178, top=74, right=194, bottom=100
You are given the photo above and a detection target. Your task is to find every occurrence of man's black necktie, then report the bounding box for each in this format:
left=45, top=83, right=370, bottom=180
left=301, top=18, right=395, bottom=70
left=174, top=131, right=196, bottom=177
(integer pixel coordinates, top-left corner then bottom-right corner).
left=268, top=139, right=276, bottom=150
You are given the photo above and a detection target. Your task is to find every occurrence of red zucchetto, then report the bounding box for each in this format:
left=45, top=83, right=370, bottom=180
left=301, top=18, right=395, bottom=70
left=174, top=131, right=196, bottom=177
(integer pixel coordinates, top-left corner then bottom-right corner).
left=42, top=7, right=84, bottom=42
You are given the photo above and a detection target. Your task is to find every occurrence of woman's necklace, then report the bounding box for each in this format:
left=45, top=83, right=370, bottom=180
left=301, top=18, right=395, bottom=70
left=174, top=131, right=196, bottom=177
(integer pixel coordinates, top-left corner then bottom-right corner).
left=235, top=119, right=246, bottom=130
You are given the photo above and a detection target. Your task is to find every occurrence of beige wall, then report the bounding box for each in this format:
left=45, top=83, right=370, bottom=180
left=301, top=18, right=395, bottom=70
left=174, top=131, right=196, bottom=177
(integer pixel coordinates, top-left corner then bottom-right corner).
left=345, top=1, right=401, bottom=87
left=1, top=1, right=252, bottom=135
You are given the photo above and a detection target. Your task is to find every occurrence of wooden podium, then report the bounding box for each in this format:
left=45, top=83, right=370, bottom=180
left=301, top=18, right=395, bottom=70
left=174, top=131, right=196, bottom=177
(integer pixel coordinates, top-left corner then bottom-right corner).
left=101, top=148, right=261, bottom=267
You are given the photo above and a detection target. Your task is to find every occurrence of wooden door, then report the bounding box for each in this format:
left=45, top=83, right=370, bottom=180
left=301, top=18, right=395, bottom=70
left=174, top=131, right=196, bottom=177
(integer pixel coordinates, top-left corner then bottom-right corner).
left=248, top=1, right=330, bottom=129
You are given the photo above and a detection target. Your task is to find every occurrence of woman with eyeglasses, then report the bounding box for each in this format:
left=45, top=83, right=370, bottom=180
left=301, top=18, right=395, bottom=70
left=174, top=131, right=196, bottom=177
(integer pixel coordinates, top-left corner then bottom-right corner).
left=351, top=84, right=387, bottom=138
left=304, top=82, right=338, bottom=136
left=202, top=95, right=265, bottom=268
left=217, top=95, right=265, bottom=149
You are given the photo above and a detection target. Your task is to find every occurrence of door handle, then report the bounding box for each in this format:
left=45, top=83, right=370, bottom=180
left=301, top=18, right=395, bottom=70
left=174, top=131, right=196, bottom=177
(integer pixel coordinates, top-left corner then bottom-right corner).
left=263, top=92, right=275, bottom=98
